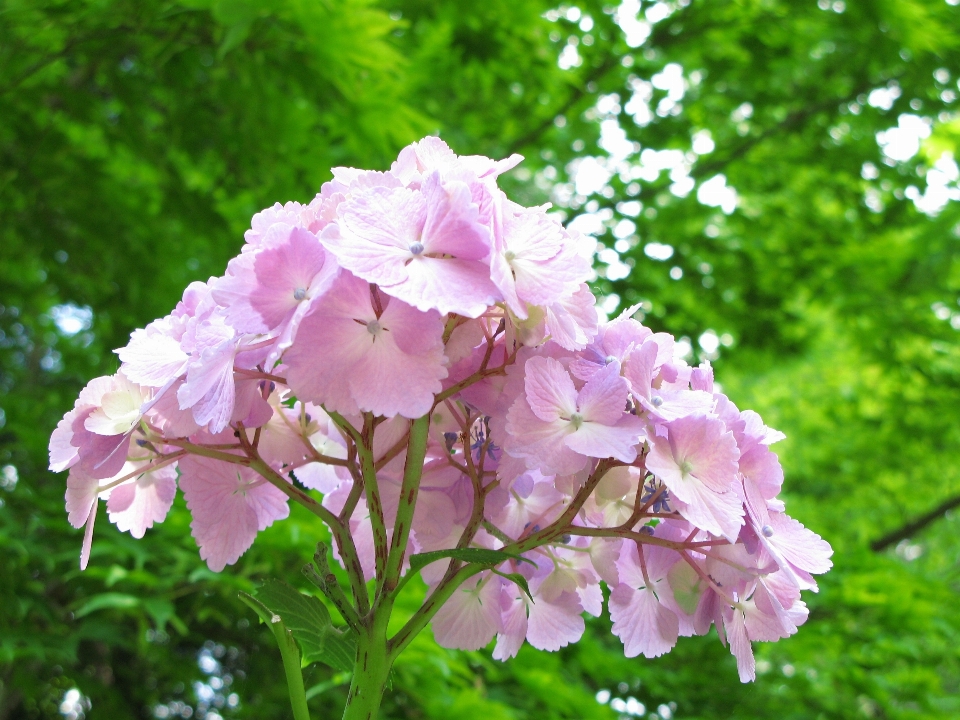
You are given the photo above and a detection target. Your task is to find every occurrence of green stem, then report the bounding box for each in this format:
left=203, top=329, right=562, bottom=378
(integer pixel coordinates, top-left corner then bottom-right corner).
left=239, top=594, right=310, bottom=720
left=273, top=620, right=312, bottom=720
left=342, top=612, right=393, bottom=720
left=249, top=456, right=370, bottom=614
left=383, top=415, right=430, bottom=592
left=347, top=415, right=389, bottom=583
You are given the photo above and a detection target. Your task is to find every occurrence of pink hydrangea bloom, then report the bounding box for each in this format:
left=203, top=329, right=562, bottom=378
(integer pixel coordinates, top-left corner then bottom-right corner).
left=491, top=201, right=590, bottom=320
left=285, top=271, right=447, bottom=418
left=106, top=462, right=177, bottom=539
left=645, top=413, right=744, bottom=539
left=431, top=573, right=503, bottom=651
left=505, top=357, right=644, bottom=475
left=47, top=136, right=834, bottom=688
left=321, top=171, right=499, bottom=317
left=213, top=224, right=340, bottom=363
left=179, top=456, right=290, bottom=571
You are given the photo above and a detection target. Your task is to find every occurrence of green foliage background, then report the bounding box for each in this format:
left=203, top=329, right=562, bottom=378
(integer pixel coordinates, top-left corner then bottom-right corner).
left=2, top=0, right=960, bottom=717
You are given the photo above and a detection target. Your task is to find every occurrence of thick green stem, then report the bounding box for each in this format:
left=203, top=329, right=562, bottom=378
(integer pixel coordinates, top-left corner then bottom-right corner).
left=342, top=612, right=393, bottom=720
left=383, top=415, right=430, bottom=592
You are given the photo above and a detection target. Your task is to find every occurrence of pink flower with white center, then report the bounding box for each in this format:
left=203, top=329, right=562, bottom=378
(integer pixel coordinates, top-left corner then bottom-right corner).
left=213, top=224, right=340, bottom=363
left=84, top=371, right=150, bottom=437
left=645, top=413, right=744, bottom=539
left=179, top=456, right=290, bottom=572
left=505, top=357, right=645, bottom=475
left=50, top=373, right=151, bottom=480
left=320, top=171, right=499, bottom=317
left=49, top=375, right=117, bottom=473
left=284, top=272, right=447, bottom=419
left=491, top=202, right=590, bottom=320
left=431, top=573, right=504, bottom=651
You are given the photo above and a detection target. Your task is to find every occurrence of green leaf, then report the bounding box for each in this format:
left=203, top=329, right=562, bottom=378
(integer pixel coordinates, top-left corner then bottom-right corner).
left=74, top=593, right=140, bottom=618
left=253, top=580, right=356, bottom=672
left=492, top=570, right=534, bottom=603
left=306, top=626, right=357, bottom=674
left=408, top=547, right=535, bottom=574
left=237, top=592, right=275, bottom=626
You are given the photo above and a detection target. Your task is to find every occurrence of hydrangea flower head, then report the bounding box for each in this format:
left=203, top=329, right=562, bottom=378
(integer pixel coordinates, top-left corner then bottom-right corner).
left=47, top=136, right=832, bottom=689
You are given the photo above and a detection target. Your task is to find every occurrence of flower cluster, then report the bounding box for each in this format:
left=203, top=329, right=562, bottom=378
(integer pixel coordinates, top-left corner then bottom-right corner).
left=49, top=137, right=831, bottom=681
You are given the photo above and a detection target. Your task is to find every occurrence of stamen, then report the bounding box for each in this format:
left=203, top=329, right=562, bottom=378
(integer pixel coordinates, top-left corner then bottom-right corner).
left=570, top=412, right=583, bottom=429
left=761, top=525, right=774, bottom=538
left=409, top=242, right=424, bottom=256
left=651, top=395, right=664, bottom=407
left=366, top=320, right=382, bottom=335
left=293, top=287, right=307, bottom=301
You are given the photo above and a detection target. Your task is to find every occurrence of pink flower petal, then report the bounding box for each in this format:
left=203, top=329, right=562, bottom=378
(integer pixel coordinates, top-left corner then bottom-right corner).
left=179, top=456, right=289, bottom=572
left=431, top=574, right=503, bottom=650
left=106, top=464, right=177, bottom=539
left=576, top=362, right=630, bottom=425
left=610, top=584, right=679, bottom=658
left=526, top=590, right=585, bottom=651
left=523, top=356, right=578, bottom=422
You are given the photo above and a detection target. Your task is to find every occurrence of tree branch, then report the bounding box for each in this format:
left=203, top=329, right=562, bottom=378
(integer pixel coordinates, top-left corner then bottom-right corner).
left=871, top=494, right=960, bottom=552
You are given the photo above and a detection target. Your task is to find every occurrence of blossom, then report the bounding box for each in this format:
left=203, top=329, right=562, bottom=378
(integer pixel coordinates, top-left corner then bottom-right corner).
left=49, top=373, right=150, bottom=480
left=213, top=224, right=339, bottom=363
left=179, top=456, right=290, bottom=571
left=321, top=171, right=499, bottom=317
left=491, top=202, right=590, bottom=319
left=645, top=413, right=744, bottom=539
left=431, top=573, right=503, bottom=651
left=106, top=462, right=178, bottom=539
left=610, top=532, right=691, bottom=656
left=46, top=136, right=833, bottom=686
left=285, top=271, right=447, bottom=418
left=505, top=357, right=644, bottom=475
